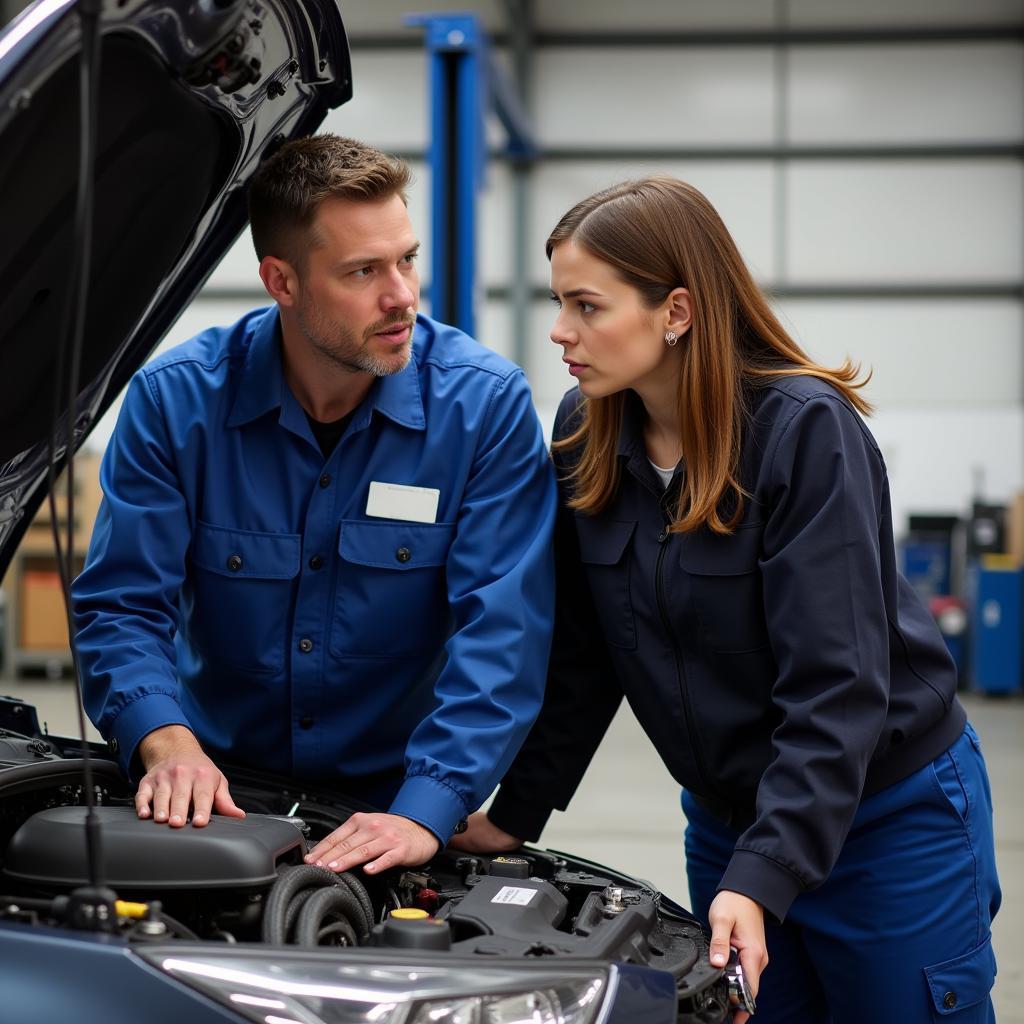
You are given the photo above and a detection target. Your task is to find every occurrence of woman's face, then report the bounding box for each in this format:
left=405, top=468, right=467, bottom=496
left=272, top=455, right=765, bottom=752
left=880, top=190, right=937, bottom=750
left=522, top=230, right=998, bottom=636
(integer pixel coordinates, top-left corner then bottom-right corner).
left=549, top=240, right=683, bottom=401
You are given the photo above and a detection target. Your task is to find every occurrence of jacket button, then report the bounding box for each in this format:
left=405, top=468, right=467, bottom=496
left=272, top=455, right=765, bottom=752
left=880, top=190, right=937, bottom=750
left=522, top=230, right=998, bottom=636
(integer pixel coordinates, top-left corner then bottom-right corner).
left=657, top=530, right=668, bottom=544
left=299, top=638, right=313, bottom=653
left=308, top=554, right=324, bottom=570
left=227, top=554, right=243, bottom=572
left=943, top=992, right=957, bottom=1010
left=396, top=547, right=412, bottom=563
left=299, top=715, right=314, bottom=730
left=319, top=473, right=331, bottom=488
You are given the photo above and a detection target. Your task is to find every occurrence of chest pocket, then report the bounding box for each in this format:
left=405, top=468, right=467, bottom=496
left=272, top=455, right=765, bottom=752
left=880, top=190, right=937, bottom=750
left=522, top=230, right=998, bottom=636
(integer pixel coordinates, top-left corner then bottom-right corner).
left=679, top=524, right=770, bottom=653
left=190, top=522, right=301, bottom=674
left=331, top=520, right=455, bottom=658
left=575, top=516, right=637, bottom=651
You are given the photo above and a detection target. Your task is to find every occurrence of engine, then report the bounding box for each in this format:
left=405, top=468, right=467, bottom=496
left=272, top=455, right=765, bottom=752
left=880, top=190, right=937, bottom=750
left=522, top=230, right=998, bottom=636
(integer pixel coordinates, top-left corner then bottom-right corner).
left=0, top=734, right=735, bottom=1023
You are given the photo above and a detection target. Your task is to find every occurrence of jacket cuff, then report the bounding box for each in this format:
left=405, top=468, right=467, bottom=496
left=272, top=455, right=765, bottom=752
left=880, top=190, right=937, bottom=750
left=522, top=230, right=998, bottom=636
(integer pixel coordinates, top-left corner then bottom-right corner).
left=109, top=692, right=190, bottom=780
left=717, top=847, right=806, bottom=925
left=487, top=785, right=555, bottom=843
left=388, top=774, right=470, bottom=847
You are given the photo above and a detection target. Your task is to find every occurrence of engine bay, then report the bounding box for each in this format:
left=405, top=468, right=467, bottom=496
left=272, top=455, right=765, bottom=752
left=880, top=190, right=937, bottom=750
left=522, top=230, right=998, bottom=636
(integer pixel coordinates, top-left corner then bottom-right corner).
left=0, top=711, right=734, bottom=1023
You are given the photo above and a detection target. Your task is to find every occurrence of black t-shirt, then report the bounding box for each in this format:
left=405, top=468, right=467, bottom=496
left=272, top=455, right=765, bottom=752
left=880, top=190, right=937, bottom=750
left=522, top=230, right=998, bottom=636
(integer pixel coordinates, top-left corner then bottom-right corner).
left=305, top=409, right=356, bottom=459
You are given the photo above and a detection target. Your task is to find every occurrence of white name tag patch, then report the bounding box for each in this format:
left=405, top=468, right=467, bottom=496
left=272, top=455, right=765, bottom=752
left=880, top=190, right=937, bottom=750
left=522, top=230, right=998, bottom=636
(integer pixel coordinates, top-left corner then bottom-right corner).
left=365, top=481, right=440, bottom=524
left=490, top=886, right=535, bottom=906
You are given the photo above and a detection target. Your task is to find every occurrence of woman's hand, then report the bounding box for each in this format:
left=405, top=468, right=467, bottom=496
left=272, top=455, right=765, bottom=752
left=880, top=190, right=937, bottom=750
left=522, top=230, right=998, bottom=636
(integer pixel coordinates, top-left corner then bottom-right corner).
left=707, top=890, right=768, bottom=1023
left=446, top=811, right=522, bottom=853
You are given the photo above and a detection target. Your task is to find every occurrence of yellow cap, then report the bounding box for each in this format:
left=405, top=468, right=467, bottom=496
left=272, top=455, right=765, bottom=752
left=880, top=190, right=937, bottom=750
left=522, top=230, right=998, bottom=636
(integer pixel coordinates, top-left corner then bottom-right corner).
left=114, top=900, right=149, bottom=919
left=390, top=908, right=430, bottom=921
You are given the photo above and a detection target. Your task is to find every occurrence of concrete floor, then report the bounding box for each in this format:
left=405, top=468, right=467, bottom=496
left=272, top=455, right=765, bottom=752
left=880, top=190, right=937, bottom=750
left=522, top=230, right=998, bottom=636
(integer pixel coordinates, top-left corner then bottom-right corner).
left=6, top=681, right=1022, bottom=1020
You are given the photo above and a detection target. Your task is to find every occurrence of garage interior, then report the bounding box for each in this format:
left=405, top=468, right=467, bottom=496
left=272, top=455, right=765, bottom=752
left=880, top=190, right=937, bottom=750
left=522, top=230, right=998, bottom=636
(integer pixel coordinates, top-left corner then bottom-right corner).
left=1, top=0, right=1022, bottom=1019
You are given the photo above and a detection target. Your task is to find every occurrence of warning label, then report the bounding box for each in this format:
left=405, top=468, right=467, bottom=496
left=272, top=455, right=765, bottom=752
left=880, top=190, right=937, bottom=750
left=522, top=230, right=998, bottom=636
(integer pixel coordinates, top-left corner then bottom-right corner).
left=490, top=885, right=536, bottom=906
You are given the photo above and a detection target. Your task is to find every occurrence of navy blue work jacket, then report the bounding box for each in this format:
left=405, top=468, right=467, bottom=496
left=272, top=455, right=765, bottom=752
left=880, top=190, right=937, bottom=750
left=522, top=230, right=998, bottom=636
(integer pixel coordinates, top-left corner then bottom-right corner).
left=490, top=376, right=965, bottom=923
left=72, top=308, right=556, bottom=844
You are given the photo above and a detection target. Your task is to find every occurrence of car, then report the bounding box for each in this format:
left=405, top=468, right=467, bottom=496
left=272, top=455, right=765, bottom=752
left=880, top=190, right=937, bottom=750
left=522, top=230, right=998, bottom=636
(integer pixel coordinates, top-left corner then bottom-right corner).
left=0, top=2, right=745, bottom=1021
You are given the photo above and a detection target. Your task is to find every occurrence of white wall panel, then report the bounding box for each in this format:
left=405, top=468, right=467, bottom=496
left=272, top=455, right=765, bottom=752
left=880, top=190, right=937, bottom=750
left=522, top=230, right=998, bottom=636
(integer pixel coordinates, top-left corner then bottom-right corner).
left=871, top=407, right=1024, bottom=537
left=774, top=298, right=1024, bottom=405
left=789, top=44, right=1024, bottom=144
left=480, top=161, right=514, bottom=286
left=320, top=52, right=428, bottom=150
left=786, top=160, right=1024, bottom=282
left=787, top=0, right=1024, bottom=27
left=534, top=48, right=775, bottom=147
left=530, top=161, right=777, bottom=283
left=340, top=0, right=505, bottom=35
left=478, top=299, right=513, bottom=361
left=535, top=0, right=775, bottom=31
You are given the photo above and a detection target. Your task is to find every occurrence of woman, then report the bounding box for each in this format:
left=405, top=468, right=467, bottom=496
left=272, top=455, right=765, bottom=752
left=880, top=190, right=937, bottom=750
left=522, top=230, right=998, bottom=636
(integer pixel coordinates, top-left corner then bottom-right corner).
left=451, top=176, right=1000, bottom=1023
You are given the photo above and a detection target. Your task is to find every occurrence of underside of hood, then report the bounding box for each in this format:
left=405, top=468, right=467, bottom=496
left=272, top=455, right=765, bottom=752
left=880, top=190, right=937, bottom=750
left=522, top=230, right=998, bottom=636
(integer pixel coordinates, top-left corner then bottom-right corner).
left=0, top=0, right=352, bottom=574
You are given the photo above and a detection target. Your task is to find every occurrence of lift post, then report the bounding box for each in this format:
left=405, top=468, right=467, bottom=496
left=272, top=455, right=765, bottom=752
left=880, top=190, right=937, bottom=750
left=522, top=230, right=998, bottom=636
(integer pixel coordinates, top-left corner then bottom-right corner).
left=406, top=12, right=537, bottom=339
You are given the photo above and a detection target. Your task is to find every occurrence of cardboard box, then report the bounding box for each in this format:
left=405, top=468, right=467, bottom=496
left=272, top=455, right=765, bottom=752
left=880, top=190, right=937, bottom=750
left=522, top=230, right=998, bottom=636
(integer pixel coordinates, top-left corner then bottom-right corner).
left=19, top=570, right=69, bottom=650
left=1007, top=491, right=1024, bottom=567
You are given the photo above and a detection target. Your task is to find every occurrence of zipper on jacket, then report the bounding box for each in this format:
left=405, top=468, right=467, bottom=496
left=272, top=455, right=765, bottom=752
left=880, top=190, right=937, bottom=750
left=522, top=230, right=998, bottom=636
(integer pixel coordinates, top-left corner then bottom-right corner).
left=654, top=523, right=714, bottom=797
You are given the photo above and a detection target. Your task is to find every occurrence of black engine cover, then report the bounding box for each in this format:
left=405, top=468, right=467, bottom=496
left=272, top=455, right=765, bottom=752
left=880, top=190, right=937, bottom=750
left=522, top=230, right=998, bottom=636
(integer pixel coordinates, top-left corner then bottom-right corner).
left=2, top=806, right=304, bottom=891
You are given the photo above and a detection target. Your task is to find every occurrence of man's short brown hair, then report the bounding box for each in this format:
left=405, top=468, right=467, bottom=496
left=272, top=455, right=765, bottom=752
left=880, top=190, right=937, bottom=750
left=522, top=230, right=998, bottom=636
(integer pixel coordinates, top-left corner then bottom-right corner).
left=248, top=134, right=412, bottom=269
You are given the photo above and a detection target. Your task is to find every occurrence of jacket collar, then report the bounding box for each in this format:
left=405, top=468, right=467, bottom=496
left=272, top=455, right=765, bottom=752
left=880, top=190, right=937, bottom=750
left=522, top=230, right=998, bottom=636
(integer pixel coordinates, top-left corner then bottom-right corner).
left=227, top=307, right=426, bottom=432
left=617, top=390, right=647, bottom=458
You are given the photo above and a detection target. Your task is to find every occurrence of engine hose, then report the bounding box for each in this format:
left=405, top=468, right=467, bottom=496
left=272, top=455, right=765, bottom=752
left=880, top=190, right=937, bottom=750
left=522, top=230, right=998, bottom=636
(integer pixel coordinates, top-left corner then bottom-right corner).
left=262, top=865, right=327, bottom=944
left=294, top=887, right=363, bottom=947
left=282, top=886, right=316, bottom=942
left=336, top=871, right=374, bottom=937
left=263, top=864, right=373, bottom=945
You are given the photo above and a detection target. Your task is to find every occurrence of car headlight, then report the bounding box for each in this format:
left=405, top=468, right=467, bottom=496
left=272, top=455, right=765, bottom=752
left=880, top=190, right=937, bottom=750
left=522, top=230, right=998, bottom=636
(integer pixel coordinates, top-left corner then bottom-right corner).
left=138, top=948, right=606, bottom=1024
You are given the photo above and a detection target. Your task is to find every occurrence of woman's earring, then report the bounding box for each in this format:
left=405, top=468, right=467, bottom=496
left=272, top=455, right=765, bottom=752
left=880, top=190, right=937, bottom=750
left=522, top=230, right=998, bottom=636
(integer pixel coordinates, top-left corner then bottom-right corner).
left=665, top=331, right=678, bottom=347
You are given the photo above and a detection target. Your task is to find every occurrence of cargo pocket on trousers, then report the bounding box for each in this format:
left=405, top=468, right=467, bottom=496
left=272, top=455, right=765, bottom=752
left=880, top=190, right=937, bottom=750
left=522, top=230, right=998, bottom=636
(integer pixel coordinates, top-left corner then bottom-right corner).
left=575, top=516, right=637, bottom=651
left=925, top=934, right=996, bottom=1016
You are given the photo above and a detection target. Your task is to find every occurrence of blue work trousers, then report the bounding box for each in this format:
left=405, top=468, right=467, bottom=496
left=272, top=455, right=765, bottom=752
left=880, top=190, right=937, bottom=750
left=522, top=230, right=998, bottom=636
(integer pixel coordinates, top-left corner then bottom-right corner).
left=682, top=724, right=1001, bottom=1023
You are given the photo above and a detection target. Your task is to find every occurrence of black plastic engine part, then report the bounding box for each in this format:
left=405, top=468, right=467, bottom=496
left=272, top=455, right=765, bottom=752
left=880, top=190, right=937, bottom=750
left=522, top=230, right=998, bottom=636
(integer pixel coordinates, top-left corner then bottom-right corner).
left=0, top=734, right=61, bottom=767
left=2, top=806, right=305, bottom=891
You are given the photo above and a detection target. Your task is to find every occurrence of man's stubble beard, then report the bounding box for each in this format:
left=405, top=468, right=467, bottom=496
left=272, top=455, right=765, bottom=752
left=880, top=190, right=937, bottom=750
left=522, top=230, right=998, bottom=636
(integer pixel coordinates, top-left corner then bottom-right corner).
left=297, top=300, right=414, bottom=378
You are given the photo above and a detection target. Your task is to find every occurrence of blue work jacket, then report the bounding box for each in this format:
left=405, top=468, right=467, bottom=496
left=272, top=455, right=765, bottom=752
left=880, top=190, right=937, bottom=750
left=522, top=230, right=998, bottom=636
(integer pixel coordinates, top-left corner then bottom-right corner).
left=490, top=377, right=965, bottom=922
left=72, top=307, right=556, bottom=843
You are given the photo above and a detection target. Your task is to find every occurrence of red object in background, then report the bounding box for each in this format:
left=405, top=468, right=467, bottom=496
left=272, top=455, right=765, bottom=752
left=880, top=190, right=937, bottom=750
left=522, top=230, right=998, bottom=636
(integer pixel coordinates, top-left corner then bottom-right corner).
left=414, top=887, right=439, bottom=914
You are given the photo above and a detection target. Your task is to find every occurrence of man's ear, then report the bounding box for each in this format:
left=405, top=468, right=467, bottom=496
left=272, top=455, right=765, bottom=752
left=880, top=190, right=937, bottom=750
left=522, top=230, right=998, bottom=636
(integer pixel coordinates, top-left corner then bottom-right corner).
left=259, top=256, right=300, bottom=307
left=666, top=287, right=692, bottom=337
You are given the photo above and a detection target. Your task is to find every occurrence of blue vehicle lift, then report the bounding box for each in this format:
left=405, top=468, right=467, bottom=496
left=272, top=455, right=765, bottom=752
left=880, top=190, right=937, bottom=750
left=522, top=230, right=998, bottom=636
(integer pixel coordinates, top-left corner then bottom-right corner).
left=406, top=12, right=538, bottom=342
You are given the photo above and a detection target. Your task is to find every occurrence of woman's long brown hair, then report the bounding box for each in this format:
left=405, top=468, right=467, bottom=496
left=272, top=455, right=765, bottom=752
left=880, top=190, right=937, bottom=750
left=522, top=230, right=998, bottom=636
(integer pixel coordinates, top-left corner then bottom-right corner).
left=549, top=176, right=871, bottom=534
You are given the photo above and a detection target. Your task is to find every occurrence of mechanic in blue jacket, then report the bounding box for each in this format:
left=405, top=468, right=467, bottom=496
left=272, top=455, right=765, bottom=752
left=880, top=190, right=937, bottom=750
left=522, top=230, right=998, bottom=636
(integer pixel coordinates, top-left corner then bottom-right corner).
left=71, top=135, right=556, bottom=876
left=453, top=176, right=1000, bottom=1023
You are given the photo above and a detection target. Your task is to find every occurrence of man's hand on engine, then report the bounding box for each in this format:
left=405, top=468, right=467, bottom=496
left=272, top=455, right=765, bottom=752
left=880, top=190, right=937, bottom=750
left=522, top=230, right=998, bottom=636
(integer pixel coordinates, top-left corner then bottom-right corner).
left=135, top=724, right=246, bottom=828
left=305, top=812, right=440, bottom=874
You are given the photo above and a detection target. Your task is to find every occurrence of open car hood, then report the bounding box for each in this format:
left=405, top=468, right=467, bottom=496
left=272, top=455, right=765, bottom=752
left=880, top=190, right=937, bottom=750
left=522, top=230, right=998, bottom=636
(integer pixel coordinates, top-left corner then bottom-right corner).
left=0, top=0, right=351, bottom=575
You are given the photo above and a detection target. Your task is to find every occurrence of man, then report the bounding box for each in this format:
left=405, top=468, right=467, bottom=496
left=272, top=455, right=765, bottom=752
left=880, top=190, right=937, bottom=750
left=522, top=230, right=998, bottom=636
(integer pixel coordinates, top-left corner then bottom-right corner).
left=72, top=134, right=556, bottom=875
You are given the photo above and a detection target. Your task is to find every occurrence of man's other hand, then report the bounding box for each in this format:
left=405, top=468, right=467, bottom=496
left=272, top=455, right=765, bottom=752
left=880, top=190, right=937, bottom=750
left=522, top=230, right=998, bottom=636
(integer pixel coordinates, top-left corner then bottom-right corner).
left=304, top=813, right=440, bottom=874
left=135, top=724, right=246, bottom=828
left=446, top=811, right=522, bottom=853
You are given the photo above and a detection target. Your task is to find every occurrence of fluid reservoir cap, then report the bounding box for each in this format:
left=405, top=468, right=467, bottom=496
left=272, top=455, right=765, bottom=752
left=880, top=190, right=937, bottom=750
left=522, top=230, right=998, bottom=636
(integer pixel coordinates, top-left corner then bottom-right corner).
left=488, top=856, right=530, bottom=879
left=382, top=912, right=452, bottom=950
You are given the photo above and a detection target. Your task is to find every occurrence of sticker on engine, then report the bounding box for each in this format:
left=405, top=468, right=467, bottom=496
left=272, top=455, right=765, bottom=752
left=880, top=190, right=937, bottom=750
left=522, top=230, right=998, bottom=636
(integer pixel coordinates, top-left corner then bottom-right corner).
left=491, top=886, right=535, bottom=906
